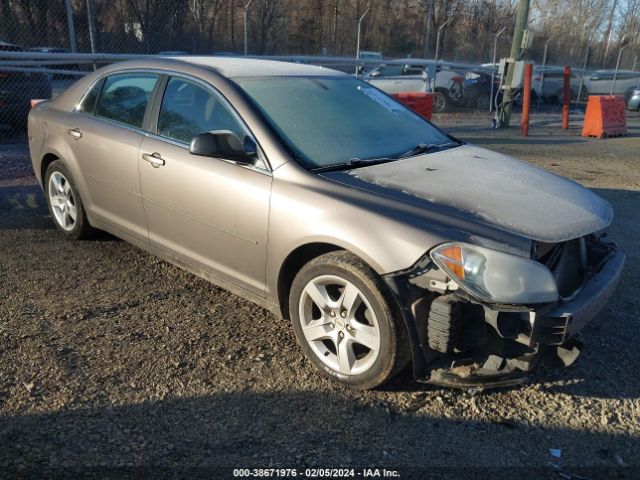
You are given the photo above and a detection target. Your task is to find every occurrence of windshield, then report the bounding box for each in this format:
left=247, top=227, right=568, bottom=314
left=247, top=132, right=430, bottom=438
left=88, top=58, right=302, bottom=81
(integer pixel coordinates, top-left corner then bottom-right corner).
left=234, top=76, right=454, bottom=169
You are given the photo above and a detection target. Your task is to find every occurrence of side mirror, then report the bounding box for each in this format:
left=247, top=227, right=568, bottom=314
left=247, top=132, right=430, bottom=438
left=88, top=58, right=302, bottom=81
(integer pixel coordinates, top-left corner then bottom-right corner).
left=189, top=130, right=257, bottom=164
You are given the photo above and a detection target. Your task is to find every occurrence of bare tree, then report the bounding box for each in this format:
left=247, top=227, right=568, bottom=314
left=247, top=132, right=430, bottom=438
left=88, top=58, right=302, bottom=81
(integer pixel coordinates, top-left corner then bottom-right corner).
left=2, top=0, right=638, bottom=69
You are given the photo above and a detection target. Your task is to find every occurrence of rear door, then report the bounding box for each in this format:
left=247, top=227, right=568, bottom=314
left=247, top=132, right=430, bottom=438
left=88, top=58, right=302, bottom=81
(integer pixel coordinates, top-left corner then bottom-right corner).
left=64, top=72, right=159, bottom=242
left=138, top=75, right=272, bottom=295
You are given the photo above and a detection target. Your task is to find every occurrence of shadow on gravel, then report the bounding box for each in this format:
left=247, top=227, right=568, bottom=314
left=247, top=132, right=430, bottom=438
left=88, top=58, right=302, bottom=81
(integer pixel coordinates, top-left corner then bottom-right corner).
left=0, top=184, right=120, bottom=241
left=0, top=391, right=636, bottom=478
left=0, top=185, right=51, bottom=230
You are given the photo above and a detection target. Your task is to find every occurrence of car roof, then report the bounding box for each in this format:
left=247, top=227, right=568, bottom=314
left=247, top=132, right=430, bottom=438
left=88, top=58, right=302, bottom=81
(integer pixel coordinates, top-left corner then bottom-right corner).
left=383, top=58, right=435, bottom=66
left=594, top=69, right=640, bottom=75
left=161, top=56, right=346, bottom=77
left=381, top=58, right=488, bottom=72
left=0, top=41, right=21, bottom=51
left=533, top=66, right=590, bottom=74
left=28, top=47, right=69, bottom=52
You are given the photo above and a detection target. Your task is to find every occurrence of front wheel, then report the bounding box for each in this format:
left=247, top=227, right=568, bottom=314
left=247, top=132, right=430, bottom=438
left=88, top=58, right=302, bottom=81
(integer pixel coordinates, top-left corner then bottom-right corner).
left=289, top=251, right=410, bottom=390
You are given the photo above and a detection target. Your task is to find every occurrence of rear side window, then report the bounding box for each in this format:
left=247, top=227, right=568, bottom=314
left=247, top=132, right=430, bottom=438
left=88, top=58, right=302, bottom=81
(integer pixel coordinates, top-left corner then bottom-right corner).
left=95, top=73, right=158, bottom=128
left=373, top=66, right=402, bottom=77
left=157, top=77, right=246, bottom=144
left=77, top=79, right=103, bottom=114
left=402, top=67, right=423, bottom=75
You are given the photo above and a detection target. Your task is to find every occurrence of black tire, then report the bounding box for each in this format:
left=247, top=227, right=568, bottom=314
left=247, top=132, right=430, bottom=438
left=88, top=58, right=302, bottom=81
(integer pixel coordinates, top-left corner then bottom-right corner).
left=477, top=94, right=491, bottom=111
left=433, top=90, right=450, bottom=113
left=289, top=251, right=411, bottom=390
left=44, top=160, right=96, bottom=240
left=555, top=88, right=575, bottom=104
left=578, top=87, right=589, bottom=103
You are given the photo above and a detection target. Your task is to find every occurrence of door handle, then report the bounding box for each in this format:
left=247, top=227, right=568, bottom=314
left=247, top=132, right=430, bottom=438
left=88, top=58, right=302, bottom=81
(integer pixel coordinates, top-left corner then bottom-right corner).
left=68, top=128, right=82, bottom=140
left=142, top=152, right=165, bottom=168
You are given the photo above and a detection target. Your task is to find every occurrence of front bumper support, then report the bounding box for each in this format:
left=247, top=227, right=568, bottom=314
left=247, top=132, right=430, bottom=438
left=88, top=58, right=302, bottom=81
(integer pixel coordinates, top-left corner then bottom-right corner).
left=532, top=250, right=625, bottom=345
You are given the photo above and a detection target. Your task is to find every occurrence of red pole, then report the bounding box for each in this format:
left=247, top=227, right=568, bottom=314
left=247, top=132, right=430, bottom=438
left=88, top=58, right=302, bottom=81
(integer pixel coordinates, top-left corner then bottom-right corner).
left=562, top=65, right=571, bottom=129
left=521, top=63, right=533, bottom=136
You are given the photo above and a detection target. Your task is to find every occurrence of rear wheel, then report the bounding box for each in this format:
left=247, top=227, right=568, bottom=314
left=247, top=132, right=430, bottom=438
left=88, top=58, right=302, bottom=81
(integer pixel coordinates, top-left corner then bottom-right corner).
left=433, top=90, right=450, bottom=113
left=44, top=160, right=96, bottom=239
left=577, top=87, right=589, bottom=103
left=477, top=93, right=491, bottom=111
left=555, top=88, right=575, bottom=104
left=289, top=251, right=410, bottom=390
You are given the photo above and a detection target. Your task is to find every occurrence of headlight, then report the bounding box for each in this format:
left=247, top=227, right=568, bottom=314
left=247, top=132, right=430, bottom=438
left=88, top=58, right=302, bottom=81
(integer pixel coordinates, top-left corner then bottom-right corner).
left=430, top=242, right=559, bottom=304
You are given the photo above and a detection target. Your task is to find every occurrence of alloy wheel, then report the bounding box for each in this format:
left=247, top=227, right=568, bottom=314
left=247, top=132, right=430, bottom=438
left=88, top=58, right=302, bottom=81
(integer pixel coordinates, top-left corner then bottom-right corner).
left=298, top=274, right=381, bottom=376
left=48, top=171, right=77, bottom=231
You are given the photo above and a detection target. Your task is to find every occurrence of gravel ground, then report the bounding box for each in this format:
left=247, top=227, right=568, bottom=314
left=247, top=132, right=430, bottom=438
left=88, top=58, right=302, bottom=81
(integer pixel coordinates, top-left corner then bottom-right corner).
left=0, top=113, right=639, bottom=479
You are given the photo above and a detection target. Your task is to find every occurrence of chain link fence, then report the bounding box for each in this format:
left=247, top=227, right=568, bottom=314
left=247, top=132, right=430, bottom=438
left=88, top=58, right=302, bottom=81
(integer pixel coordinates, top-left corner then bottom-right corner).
left=1, top=0, right=639, bottom=136
left=0, top=1, right=364, bottom=57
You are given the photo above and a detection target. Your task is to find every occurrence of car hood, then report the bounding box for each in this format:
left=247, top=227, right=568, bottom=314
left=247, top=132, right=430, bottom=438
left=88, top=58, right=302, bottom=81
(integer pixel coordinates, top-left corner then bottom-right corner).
left=323, top=145, right=613, bottom=244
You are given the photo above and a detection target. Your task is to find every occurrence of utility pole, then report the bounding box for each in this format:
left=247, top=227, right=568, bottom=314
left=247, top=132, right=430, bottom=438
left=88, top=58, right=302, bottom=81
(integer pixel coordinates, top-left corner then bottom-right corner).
left=431, top=17, right=450, bottom=92
left=434, top=18, right=450, bottom=62
left=576, top=43, right=591, bottom=104
left=601, top=0, right=618, bottom=68
left=496, top=0, right=530, bottom=128
left=243, top=0, right=254, bottom=56
left=86, top=0, right=97, bottom=54
left=355, top=8, right=369, bottom=76
left=490, top=26, right=507, bottom=112
left=611, top=42, right=628, bottom=95
left=536, top=39, right=550, bottom=111
left=423, top=0, right=433, bottom=58
left=64, top=0, right=77, bottom=53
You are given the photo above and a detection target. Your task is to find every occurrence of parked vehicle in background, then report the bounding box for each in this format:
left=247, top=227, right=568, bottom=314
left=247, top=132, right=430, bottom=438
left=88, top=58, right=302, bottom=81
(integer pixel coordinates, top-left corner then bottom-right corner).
left=158, top=51, right=189, bottom=56
left=27, top=47, right=70, bottom=54
left=586, top=70, right=640, bottom=97
left=0, top=40, right=20, bottom=52
left=356, top=51, right=383, bottom=75
left=27, top=47, right=77, bottom=79
left=461, top=71, right=501, bottom=110
left=358, top=51, right=382, bottom=62
left=28, top=57, right=624, bottom=390
left=532, top=66, right=590, bottom=103
left=0, top=41, right=52, bottom=131
left=627, top=89, right=640, bottom=111
left=364, top=59, right=465, bottom=113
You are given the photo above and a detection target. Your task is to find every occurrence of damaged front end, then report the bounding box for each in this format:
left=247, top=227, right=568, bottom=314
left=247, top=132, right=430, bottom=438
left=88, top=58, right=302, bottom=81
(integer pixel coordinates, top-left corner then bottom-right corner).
left=384, top=234, right=625, bottom=390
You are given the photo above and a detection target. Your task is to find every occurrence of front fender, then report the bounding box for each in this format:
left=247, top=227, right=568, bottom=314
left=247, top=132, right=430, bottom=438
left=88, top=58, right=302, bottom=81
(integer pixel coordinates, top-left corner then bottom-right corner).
left=264, top=162, right=453, bottom=301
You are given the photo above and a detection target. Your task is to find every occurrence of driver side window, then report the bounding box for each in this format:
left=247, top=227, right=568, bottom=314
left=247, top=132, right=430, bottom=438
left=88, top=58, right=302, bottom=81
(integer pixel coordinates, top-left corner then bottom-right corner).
left=157, top=77, right=246, bottom=145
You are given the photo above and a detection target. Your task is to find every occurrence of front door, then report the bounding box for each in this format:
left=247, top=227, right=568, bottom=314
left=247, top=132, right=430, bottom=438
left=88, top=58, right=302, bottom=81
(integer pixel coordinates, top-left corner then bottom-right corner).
left=138, top=76, right=271, bottom=295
